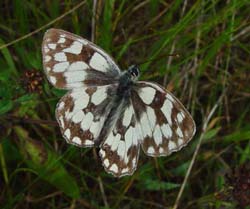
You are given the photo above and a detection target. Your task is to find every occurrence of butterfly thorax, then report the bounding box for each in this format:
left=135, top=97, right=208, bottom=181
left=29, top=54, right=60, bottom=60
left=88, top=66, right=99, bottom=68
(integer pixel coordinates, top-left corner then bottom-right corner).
left=116, top=65, right=140, bottom=98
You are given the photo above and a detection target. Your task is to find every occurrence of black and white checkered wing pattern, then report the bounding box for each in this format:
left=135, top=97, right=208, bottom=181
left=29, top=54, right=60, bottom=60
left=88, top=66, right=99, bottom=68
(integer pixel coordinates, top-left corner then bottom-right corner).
left=131, top=81, right=196, bottom=157
left=42, top=29, right=120, bottom=89
left=56, top=84, right=117, bottom=147
left=99, top=101, right=140, bottom=177
left=42, top=28, right=196, bottom=178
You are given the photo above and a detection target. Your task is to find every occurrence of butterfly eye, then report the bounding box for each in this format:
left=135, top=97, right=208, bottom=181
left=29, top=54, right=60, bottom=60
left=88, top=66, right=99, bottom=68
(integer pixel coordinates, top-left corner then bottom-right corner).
left=128, top=65, right=140, bottom=78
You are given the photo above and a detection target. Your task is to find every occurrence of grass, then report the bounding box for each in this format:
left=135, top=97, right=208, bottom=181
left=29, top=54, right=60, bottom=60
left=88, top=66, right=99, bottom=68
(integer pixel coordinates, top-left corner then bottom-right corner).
left=1, top=0, right=250, bottom=208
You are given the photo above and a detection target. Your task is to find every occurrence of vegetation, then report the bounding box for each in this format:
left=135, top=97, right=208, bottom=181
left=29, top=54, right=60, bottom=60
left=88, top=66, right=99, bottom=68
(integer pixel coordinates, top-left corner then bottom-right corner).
left=0, top=0, right=250, bottom=208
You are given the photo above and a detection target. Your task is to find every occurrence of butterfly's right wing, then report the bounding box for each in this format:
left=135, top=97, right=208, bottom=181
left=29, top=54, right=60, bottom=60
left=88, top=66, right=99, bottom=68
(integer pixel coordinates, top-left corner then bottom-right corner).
left=56, top=84, right=117, bottom=147
left=42, top=29, right=121, bottom=89
left=131, top=81, right=196, bottom=157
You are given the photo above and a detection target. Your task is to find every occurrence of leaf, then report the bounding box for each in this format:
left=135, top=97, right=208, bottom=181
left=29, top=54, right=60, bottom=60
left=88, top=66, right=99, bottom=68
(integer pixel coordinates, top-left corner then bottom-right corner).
left=98, top=0, right=115, bottom=52
left=14, top=126, right=80, bottom=199
left=15, top=94, right=36, bottom=103
left=239, top=142, right=250, bottom=164
left=224, top=130, right=250, bottom=142
left=203, top=127, right=221, bottom=142
left=0, top=38, right=17, bottom=77
left=171, top=161, right=190, bottom=176
left=0, top=100, right=13, bottom=115
left=0, top=82, right=14, bottom=115
left=116, top=38, right=133, bottom=62
left=207, top=117, right=222, bottom=130
left=51, top=88, right=67, bottom=97
left=143, top=179, right=180, bottom=191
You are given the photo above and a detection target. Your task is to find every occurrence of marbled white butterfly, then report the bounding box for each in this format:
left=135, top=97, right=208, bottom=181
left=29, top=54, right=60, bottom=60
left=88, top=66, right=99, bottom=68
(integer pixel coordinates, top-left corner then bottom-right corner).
left=42, top=29, right=196, bottom=177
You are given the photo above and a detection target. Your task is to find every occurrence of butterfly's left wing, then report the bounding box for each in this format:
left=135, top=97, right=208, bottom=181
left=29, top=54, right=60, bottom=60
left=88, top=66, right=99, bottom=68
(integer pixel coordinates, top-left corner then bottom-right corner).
left=131, top=81, right=196, bottom=157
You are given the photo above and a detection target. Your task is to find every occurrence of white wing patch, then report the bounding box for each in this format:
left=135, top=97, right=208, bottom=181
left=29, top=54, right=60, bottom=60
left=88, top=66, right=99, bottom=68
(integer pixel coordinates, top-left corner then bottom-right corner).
left=138, top=86, right=156, bottom=105
left=177, top=112, right=185, bottom=123
left=48, top=43, right=56, bottom=50
left=68, top=61, right=88, bottom=71
left=58, top=37, right=66, bottom=43
left=53, top=62, right=70, bottom=72
left=63, top=41, right=83, bottom=54
left=89, top=52, right=110, bottom=72
left=91, top=87, right=108, bottom=105
left=54, top=52, right=67, bottom=62
left=50, top=76, right=56, bottom=85
left=140, top=112, right=152, bottom=137
left=45, top=55, right=51, bottom=62
left=64, top=71, right=87, bottom=83
left=122, top=105, right=133, bottom=127
left=161, top=99, right=173, bottom=126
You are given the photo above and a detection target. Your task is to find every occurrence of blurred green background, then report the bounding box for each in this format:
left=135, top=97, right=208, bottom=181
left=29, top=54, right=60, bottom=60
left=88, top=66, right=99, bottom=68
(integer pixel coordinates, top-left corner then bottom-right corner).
left=0, top=0, right=250, bottom=208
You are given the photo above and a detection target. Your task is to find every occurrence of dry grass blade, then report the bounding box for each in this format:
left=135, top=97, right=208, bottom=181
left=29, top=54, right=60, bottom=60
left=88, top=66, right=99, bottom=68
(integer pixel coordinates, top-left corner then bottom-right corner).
left=0, top=0, right=86, bottom=50
left=91, top=2, right=109, bottom=207
left=172, top=90, right=226, bottom=209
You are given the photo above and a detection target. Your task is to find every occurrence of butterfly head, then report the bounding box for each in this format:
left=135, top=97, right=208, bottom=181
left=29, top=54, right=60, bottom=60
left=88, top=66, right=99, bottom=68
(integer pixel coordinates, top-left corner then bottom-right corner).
left=127, top=65, right=140, bottom=81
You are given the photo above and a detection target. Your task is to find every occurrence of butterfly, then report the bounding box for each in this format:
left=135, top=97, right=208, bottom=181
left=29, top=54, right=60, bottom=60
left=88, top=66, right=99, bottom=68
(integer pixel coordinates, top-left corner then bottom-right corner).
left=42, top=29, right=196, bottom=177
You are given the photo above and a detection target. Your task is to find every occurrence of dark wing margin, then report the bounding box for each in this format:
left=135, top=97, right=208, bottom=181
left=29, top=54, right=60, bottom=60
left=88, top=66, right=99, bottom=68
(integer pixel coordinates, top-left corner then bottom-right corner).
left=42, top=28, right=121, bottom=89
left=131, top=81, right=196, bottom=157
left=56, top=84, right=117, bottom=147
left=99, top=99, right=140, bottom=177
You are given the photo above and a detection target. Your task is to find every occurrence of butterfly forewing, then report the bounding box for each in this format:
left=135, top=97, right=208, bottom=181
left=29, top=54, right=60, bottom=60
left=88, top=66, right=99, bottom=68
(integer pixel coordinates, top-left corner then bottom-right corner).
left=131, top=81, right=196, bottom=157
left=56, top=84, right=117, bottom=147
left=99, top=100, right=140, bottom=177
left=42, top=29, right=120, bottom=89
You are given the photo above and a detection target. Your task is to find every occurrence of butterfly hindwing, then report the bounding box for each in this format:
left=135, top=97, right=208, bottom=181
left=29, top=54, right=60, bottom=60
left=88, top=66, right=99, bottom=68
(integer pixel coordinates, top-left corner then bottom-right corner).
left=131, top=81, right=196, bottom=157
left=56, top=84, right=117, bottom=147
left=99, top=100, right=140, bottom=177
left=42, top=29, right=120, bottom=89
